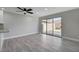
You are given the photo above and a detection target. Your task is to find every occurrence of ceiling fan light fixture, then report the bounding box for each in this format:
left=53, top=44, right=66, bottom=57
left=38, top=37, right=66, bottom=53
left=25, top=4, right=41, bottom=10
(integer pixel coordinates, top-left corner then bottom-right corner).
left=24, top=13, right=26, bottom=15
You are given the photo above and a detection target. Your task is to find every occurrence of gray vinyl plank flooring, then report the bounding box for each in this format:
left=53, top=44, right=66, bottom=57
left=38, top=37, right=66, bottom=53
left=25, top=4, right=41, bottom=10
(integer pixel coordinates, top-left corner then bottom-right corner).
left=1, top=34, right=79, bottom=52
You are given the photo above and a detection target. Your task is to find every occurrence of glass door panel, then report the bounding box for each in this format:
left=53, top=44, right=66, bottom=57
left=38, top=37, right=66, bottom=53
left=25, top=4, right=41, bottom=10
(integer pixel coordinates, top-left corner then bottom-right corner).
left=54, top=17, right=61, bottom=36
left=47, top=19, right=53, bottom=35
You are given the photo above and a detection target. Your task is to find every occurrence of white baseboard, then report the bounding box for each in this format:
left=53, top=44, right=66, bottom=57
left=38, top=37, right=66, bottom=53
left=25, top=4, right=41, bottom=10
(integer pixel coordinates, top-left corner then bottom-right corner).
left=4, top=32, right=38, bottom=40
left=62, top=36, right=79, bottom=42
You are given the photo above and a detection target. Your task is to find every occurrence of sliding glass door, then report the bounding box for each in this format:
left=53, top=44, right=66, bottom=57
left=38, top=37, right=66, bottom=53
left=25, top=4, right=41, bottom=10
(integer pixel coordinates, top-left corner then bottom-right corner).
left=41, top=17, right=62, bottom=37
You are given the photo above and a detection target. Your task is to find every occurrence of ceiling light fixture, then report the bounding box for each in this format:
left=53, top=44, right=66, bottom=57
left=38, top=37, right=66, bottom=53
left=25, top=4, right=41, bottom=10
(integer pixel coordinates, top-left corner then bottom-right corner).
left=44, top=8, right=48, bottom=10
left=36, top=12, right=39, bottom=14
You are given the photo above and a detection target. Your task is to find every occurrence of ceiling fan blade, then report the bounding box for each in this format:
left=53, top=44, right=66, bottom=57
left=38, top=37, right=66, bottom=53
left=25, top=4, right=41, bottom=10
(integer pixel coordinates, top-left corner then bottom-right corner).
left=27, top=12, right=33, bottom=14
left=17, top=7, right=24, bottom=11
left=27, top=9, right=32, bottom=11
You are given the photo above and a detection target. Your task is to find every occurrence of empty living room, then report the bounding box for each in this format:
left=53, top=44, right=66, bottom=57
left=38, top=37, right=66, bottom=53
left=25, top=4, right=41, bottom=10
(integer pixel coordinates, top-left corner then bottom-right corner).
left=0, top=7, right=79, bottom=52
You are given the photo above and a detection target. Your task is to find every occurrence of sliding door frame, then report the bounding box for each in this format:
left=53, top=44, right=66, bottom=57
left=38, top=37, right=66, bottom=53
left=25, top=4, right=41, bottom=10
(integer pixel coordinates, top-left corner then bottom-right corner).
left=41, top=16, right=62, bottom=38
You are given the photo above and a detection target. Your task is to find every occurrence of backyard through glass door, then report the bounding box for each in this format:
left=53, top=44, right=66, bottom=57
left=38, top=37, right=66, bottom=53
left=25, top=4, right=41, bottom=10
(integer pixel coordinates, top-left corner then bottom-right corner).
left=42, top=17, right=62, bottom=37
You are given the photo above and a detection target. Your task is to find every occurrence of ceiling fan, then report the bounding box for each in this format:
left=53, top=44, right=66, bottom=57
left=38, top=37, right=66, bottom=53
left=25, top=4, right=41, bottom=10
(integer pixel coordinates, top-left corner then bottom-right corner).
left=16, top=7, right=33, bottom=15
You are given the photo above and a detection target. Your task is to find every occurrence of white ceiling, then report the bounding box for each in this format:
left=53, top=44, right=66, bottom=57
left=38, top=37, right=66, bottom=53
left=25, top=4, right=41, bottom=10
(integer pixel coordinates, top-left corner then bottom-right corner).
left=0, top=7, right=78, bottom=17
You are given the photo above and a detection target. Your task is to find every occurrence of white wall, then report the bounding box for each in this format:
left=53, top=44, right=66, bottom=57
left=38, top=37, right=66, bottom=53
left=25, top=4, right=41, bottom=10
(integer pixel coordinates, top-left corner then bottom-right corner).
left=3, top=11, right=39, bottom=39
left=62, top=9, right=79, bottom=40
